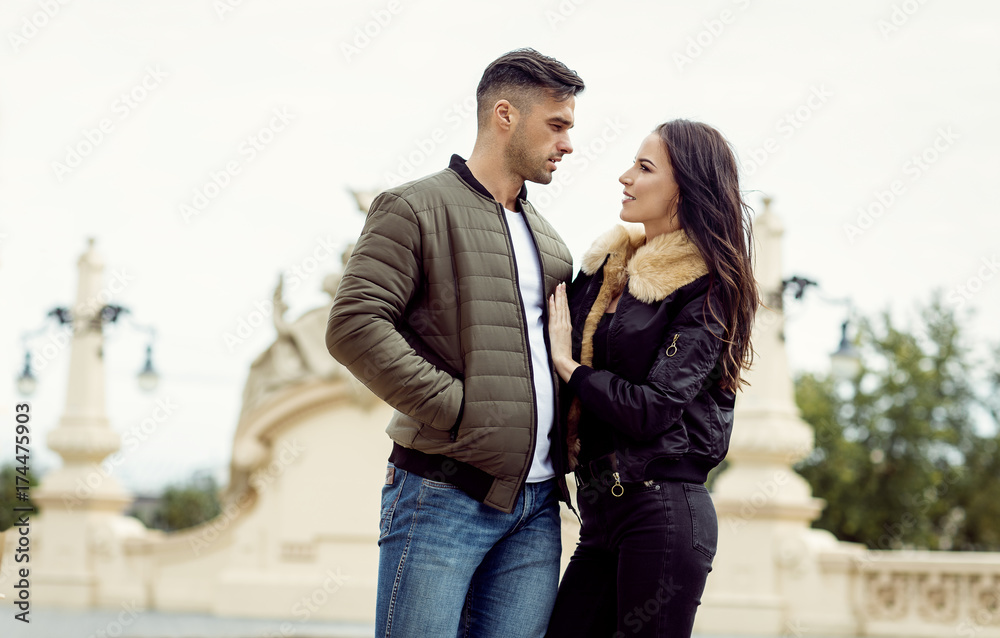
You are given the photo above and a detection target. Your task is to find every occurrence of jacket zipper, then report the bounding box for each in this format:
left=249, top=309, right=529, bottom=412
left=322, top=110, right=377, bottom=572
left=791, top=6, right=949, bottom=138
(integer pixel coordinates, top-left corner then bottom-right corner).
left=497, top=201, right=539, bottom=499
left=666, top=333, right=680, bottom=357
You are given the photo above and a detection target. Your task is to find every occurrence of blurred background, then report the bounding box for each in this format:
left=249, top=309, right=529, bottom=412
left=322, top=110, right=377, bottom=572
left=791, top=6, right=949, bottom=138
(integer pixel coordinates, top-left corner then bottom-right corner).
left=1, top=0, right=996, bottom=499
left=0, top=0, right=998, bottom=635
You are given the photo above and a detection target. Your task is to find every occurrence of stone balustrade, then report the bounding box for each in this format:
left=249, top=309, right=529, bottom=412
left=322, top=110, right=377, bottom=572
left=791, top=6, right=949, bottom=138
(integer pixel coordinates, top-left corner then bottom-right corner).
left=851, top=550, right=1000, bottom=637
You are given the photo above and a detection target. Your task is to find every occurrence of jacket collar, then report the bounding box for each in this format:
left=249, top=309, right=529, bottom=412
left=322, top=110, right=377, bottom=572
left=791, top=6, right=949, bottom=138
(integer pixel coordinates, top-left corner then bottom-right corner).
left=448, top=154, right=529, bottom=209
left=581, top=225, right=709, bottom=303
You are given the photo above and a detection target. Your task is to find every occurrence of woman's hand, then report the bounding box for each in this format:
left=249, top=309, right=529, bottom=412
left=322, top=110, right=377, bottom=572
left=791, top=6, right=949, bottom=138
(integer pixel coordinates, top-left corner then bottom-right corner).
left=548, top=282, right=581, bottom=383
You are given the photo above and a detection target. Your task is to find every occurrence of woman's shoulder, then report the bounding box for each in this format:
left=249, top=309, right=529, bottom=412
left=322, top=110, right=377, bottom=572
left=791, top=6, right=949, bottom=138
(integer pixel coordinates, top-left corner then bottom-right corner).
left=579, top=225, right=645, bottom=275
left=670, top=276, right=728, bottom=334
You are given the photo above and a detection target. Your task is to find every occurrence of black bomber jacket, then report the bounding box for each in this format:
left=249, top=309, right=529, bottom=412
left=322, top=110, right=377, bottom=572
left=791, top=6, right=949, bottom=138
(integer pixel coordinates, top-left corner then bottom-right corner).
left=563, top=225, right=736, bottom=485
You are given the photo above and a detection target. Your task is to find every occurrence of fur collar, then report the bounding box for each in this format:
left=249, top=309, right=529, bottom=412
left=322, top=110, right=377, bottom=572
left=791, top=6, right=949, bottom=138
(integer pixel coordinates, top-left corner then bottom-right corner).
left=581, top=225, right=708, bottom=303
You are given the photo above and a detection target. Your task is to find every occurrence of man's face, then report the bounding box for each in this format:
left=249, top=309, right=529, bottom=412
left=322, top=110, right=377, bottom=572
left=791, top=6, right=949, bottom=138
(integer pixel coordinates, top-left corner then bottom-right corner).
left=505, top=92, right=575, bottom=185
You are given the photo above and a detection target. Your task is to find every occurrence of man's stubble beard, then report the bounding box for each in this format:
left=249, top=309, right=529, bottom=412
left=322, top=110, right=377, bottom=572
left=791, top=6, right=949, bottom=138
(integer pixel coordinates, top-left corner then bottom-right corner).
left=506, top=124, right=553, bottom=186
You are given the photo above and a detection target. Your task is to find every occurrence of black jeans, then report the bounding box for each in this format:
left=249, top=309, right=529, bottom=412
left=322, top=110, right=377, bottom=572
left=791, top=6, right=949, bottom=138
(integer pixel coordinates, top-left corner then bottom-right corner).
left=546, top=476, right=718, bottom=638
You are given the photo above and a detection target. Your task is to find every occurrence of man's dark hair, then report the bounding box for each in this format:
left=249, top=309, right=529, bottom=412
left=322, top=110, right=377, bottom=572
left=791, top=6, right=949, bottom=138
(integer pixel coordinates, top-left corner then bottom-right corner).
left=476, top=48, right=585, bottom=129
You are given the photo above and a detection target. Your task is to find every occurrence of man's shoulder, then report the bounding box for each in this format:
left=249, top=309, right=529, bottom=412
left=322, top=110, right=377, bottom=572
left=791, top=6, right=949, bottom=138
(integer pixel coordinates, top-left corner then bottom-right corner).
left=381, top=167, right=485, bottom=211
left=384, top=166, right=456, bottom=195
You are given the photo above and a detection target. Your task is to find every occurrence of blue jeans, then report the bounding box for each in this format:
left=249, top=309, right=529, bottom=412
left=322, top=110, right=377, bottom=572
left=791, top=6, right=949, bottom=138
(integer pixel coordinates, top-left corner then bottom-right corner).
left=546, top=478, right=717, bottom=638
left=376, top=463, right=562, bottom=637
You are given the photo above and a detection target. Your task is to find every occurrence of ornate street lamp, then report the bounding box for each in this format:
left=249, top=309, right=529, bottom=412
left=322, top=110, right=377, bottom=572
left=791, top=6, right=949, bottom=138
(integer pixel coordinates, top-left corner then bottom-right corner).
left=15, top=352, right=36, bottom=396
left=16, top=304, right=158, bottom=396
left=137, top=344, right=159, bottom=392
left=782, top=276, right=861, bottom=381
left=830, top=320, right=862, bottom=381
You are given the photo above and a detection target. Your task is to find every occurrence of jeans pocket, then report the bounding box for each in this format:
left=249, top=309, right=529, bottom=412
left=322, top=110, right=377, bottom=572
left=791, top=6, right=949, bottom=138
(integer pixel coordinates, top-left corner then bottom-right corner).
left=420, top=476, right=459, bottom=490
left=682, top=483, right=718, bottom=560
left=379, top=464, right=405, bottom=540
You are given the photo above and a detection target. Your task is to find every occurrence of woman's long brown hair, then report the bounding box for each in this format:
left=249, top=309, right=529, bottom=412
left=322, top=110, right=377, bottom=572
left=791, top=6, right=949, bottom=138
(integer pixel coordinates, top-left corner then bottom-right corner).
left=655, top=119, right=758, bottom=392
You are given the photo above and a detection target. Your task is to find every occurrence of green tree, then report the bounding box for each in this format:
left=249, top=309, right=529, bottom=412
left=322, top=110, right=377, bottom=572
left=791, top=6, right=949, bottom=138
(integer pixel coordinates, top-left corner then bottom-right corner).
left=946, top=343, right=1000, bottom=551
left=794, top=296, right=998, bottom=550
left=0, top=464, right=40, bottom=531
left=139, top=473, right=222, bottom=532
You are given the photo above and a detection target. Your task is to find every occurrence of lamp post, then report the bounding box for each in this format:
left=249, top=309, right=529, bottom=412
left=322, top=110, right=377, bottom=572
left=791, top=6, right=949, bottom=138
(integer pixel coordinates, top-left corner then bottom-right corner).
left=16, top=352, right=36, bottom=396
left=779, top=276, right=861, bottom=381
left=26, top=238, right=155, bottom=607
left=16, top=293, right=159, bottom=396
left=830, top=320, right=862, bottom=381
left=137, top=344, right=159, bottom=391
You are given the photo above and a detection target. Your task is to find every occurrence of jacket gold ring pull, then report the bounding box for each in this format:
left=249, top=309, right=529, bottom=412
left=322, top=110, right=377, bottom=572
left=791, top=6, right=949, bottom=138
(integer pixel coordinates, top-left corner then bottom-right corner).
left=611, top=472, right=624, bottom=497
left=665, top=333, right=680, bottom=357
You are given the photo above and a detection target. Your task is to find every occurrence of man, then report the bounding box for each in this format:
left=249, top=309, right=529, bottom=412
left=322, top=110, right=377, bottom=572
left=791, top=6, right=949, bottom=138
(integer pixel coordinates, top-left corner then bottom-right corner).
left=326, top=48, right=584, bottom=637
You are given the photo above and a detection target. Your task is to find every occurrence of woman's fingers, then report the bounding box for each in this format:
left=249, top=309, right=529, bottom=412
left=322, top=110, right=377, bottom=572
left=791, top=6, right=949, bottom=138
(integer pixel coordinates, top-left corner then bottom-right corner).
left=549, top=283, right=571, bottom=332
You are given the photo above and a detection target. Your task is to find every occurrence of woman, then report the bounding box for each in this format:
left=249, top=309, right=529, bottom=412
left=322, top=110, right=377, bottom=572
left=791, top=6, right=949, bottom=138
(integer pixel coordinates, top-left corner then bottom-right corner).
left=545, top=119, right=758, bottom=638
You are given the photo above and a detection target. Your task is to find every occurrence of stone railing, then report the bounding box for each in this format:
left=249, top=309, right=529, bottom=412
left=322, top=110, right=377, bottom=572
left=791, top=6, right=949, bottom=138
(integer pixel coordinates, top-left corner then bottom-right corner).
left=854, top=550, right=1000, bottom=637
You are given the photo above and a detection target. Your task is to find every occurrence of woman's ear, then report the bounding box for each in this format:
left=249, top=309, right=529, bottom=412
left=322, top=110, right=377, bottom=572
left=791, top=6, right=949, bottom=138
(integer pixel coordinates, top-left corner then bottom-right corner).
left=669, top=194, right=681, bottom=216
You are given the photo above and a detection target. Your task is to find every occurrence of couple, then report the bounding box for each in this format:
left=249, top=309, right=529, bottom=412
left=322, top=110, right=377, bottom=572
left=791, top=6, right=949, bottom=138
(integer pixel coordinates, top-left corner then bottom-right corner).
left=326, top=48, right=758, bottom=638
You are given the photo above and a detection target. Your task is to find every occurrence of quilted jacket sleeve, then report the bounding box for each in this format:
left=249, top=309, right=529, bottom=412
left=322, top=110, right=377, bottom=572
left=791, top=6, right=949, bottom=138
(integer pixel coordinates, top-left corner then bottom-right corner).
left=326, top=192, right=464, bottom=431
left=567, top=302, right=725, bottom=442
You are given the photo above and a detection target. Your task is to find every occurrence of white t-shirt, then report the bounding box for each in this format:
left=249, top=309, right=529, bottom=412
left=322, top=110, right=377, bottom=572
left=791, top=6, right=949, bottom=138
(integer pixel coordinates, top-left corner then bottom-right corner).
left=503, top=207, right=555, bottom=483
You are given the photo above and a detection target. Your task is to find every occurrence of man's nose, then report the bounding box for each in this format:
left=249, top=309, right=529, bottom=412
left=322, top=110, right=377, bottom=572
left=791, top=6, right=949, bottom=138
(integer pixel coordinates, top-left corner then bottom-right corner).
left=559, top=134, right=573, bottom=155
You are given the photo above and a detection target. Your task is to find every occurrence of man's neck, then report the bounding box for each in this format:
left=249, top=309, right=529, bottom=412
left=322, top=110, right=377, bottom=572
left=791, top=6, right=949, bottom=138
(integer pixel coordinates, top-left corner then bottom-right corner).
left=465, top=151, right=524, bottom=211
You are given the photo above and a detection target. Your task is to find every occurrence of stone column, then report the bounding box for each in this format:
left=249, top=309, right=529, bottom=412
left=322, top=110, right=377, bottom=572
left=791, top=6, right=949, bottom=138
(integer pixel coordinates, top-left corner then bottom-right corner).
left=31, top=239, right=134, bottom=607
left=696, top=198, right=830, bottom=634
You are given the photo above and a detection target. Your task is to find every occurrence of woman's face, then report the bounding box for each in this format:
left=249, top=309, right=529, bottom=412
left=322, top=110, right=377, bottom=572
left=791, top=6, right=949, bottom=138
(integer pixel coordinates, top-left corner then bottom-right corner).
left=619, top=132, right=681, bottom=236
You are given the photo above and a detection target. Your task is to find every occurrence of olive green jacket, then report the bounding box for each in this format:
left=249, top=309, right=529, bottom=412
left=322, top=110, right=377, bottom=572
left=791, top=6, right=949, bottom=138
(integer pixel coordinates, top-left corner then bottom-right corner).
left=326, top=155, right=574, bottom=513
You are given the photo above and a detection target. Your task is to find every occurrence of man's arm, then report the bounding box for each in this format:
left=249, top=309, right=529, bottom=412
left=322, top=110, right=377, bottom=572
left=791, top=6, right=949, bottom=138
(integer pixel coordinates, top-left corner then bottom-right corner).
left=326, top=192, right=463, bottom=431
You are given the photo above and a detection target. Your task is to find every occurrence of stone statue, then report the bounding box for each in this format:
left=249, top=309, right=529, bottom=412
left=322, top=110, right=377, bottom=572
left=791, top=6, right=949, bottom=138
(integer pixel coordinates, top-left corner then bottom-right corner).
left=229, top=246, right=374, bottom=493
left=236, top=272, right=341, bottom=424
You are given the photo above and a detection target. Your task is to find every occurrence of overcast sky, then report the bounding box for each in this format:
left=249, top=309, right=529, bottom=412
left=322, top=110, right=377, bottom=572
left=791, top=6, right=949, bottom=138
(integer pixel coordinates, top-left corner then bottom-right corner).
left=1, top=0, right=997, bottom=494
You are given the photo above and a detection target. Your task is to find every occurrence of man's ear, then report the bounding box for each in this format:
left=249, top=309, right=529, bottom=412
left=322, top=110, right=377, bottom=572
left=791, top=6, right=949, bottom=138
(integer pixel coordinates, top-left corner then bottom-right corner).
left=494, top=99, right=516, bottom=132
